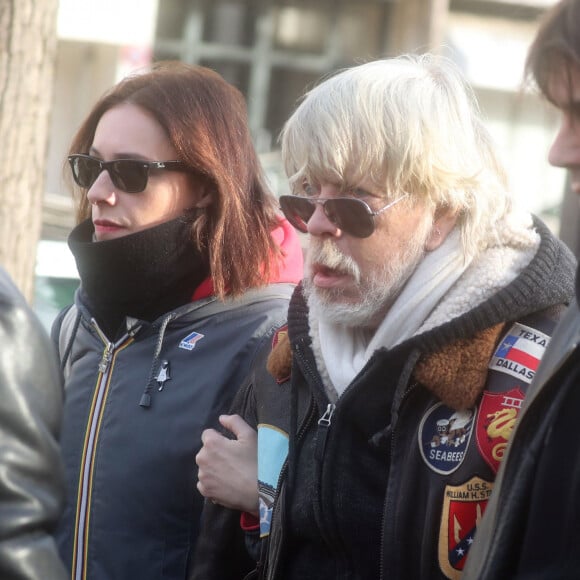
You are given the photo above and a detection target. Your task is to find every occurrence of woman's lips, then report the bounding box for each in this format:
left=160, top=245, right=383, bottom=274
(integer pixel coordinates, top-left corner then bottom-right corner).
left=93, top=220, right=124, bottom=237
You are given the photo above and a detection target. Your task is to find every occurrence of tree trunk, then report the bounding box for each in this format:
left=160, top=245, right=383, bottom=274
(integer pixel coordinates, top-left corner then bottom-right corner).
left=0, top=0, right=59, bottom=301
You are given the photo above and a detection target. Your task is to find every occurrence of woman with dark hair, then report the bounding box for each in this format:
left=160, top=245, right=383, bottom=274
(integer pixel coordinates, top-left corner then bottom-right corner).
left=53, top=61, right=302, bottom=580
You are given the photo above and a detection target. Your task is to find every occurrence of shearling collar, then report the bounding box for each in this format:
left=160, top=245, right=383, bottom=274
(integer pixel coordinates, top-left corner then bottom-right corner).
left=266, top=215, right=577, bottom=411
left=413, top=323, right=505, bottom=409
left=266, top=322, right=505, bottom=410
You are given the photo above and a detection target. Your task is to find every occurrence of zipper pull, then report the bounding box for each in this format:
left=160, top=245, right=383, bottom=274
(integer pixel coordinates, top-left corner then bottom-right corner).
left=156, top=360, right=171, bottom=391
left=315, top=403, right=335, bottom=461
left=98, top=343, right=113, bottom=373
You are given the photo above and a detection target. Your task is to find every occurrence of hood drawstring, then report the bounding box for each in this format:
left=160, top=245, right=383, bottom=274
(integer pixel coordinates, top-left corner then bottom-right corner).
left=139, top=314, right=174, bottom=408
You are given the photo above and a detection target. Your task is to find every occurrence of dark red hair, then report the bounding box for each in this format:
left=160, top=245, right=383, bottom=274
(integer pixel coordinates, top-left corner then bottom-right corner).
left=67, top=61, right=280, bottom=298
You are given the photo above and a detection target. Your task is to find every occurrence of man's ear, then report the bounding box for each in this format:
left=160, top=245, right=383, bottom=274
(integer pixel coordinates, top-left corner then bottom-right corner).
left=425, top=208, right=458, bottom=251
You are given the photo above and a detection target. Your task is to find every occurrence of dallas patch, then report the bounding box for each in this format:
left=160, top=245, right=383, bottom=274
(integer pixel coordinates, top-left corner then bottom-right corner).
left=419, top=403, right=474, bottom=474
left=438, top=476, right=492, bottom=579
left=178, top=331, right=205, bottom=351
left=476, top=387, right=524, bottom=473
left=488, top=322, right=549, bottom=384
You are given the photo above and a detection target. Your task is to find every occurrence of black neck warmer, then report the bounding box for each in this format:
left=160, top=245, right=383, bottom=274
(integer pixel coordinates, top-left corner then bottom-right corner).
left=68, top=216, right=210, bottom=339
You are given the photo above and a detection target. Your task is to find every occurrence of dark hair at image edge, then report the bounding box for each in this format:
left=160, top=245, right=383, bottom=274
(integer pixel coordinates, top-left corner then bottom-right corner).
left=526, top=0, right=580, bottom=104
left=66, top=61, right=281, bottom=299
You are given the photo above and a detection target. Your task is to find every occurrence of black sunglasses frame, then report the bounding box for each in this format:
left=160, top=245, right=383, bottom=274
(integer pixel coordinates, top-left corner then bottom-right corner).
left=68, top=154, right=192, bottom=194
left=279, top=194, right=407, bottom=238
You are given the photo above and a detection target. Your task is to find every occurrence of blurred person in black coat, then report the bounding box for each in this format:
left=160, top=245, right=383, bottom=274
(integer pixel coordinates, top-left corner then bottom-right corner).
left=0, top=266, right=67, bottom=580
left=464, top=1, right=580, bottom=578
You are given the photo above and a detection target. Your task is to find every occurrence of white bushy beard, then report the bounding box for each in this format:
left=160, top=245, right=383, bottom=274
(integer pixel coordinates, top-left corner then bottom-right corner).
left=303, top=224, right=432, bottom=328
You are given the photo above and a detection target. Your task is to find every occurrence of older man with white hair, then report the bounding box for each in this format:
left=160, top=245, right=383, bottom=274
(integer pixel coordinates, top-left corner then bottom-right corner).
left=191, top=53, right=576, bottom=580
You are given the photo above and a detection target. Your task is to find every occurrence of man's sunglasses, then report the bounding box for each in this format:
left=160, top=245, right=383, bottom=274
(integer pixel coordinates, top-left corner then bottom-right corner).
left=279, top=194, right=408, bottom=238
left=68, top=154, right=191, bottom=194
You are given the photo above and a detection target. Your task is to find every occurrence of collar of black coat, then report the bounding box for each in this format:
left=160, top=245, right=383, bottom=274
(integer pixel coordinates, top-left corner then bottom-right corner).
left=68, top=216, right=210, bottom=340
left=266, top=322, right=506, bottom=410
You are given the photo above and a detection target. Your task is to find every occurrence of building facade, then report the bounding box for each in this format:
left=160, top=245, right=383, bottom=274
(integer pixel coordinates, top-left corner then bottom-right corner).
left=37, top=0, right=566, bottom=323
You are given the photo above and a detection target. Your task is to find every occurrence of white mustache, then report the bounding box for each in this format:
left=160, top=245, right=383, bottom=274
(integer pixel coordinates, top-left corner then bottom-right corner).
left=307, top=240, right=360, bottom=282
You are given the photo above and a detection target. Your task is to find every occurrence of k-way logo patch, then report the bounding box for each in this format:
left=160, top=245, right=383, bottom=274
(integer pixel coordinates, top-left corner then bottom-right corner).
left=476, top=387, right=524, bottom=473
left=488, top=322, right=550, bottom=383
left=419, top=403, right=475, bottom=475
left=438, top=476, right=492, bottom=580
left=178, top=331, right=205, bottom=351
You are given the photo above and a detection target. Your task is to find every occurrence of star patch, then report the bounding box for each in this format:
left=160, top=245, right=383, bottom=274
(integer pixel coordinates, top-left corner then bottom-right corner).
left=438, top=476, right=493, bottom=579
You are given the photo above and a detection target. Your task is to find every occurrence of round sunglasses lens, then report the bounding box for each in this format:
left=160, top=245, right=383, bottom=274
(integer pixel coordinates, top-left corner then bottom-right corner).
left=111, top=161, right=148, bottom=193
left=280, top=196, right=313, bottom=233
left=325, top=199, right=373, bottom=238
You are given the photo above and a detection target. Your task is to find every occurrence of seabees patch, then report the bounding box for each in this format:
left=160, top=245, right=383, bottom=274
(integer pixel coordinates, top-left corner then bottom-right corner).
left=488, top=322, right=550, bottom=384
left=476, top=387, right=524, bottom=473
left=438, top=476, right=493, bottom=579
left=419, top=403, right=475, bottom=474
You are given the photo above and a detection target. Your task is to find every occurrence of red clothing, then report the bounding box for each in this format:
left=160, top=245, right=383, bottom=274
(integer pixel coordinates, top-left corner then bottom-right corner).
left=192, top=218, right=303, bottom=301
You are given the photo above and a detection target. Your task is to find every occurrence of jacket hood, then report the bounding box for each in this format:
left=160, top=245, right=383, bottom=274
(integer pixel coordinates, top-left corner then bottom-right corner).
left=192, top=217, right=304, bottom=300
left=412, top=215, right=576, bottom=354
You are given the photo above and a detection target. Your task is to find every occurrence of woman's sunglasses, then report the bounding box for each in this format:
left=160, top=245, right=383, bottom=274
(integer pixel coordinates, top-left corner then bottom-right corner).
left=279, top=194, right=408, bottom=238
left=68, top=154, right=191, bottom=194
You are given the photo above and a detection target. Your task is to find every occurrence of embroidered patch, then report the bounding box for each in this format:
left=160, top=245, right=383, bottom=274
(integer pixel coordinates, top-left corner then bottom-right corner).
left=419, top=403, right=475, bottom=475
left=438, top=476, right=493, bottom=579
left=178, top=331, right=205, bottom=351
left=476, top=388, right=524, bottom=473
left=272, top=325, right=288, bottom=349
left=257, top=424, right=289, bottom=538
left=488, top=322, right=550, bottom=384
left=269, top=325, right=291, bottom=384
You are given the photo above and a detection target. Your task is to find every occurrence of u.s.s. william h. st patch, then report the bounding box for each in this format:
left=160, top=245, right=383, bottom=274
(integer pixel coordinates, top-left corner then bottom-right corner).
left=488, top=322, right=550, bottom=383
left=438, top=476, right=493, bottom=579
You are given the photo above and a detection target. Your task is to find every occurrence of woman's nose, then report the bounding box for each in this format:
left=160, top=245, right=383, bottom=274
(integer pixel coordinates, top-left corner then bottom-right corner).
left=86, top=169, right=117, bottom=205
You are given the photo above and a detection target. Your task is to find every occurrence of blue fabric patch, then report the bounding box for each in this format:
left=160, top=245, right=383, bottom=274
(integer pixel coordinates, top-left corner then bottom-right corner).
left=258, top=425, right=288, bottom=487
left=257, top=424, right=288, bottom=537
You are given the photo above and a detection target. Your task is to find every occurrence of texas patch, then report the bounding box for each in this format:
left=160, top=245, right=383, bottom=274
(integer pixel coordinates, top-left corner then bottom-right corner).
left=476, top=387, right=524, bottom=473
left=419, top=403, right=475, bottom=475
left=488, top=322, right=550, bottom=383
left=438, top=476, right=493, bottom=579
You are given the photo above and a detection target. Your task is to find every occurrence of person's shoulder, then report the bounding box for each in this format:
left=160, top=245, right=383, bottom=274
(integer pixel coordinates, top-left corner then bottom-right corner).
left=0, top=267, right=48, bottom=339
left=0, top=266, right=28, bottom=308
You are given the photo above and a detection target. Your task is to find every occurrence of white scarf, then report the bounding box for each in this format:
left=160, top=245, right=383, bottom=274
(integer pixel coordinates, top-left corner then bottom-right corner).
left=310, top=212, right=540, bottom=399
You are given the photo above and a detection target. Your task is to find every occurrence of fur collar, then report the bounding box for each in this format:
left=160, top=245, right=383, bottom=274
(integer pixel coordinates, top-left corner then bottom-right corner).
left=266, top=322, right=505, bottom=410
